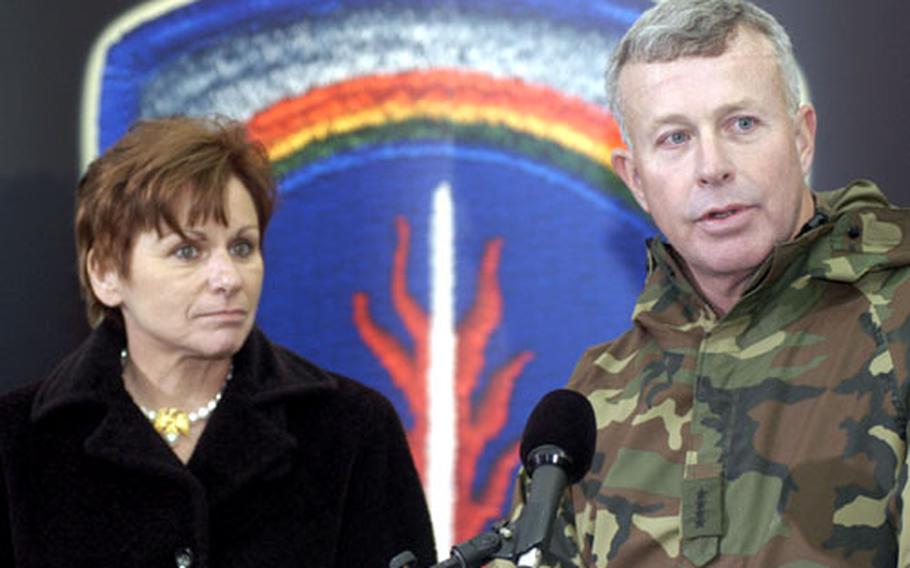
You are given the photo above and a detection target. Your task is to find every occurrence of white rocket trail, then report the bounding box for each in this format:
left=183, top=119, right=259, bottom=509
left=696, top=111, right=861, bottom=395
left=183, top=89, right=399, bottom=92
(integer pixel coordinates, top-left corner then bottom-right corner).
left=427, top=181, right=456, bottom=553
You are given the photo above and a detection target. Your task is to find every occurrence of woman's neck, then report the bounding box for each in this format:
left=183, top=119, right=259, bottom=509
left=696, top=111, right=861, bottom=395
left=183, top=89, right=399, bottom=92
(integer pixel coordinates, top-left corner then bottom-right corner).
left=120, top=347, right=232, bottom=412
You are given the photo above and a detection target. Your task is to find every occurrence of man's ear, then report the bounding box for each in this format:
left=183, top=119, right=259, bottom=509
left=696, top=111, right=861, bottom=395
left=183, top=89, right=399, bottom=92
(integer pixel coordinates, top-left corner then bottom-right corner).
left=794, top=103, right=817, bottom=177
left=612, top=147, right=650, bottom=214
left=86, top=249, right=124, bottom=308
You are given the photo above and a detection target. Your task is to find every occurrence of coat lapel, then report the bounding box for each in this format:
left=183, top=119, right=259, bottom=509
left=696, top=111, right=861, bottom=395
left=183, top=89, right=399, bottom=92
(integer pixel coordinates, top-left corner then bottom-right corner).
left=82, top=395, right=196, bottom=485
left=186, top=384, right=299, bottom=506
left=187, top=327, right=338, bottom=507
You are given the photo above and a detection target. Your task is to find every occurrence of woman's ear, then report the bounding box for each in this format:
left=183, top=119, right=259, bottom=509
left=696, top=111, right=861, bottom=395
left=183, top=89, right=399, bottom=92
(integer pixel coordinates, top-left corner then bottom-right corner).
left=86, top=249, right=124, bottom=308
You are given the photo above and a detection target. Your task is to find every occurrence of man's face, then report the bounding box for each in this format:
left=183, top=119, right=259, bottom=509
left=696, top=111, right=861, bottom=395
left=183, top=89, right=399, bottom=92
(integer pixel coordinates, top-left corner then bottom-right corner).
left=612, top=27, right=816, bottom=291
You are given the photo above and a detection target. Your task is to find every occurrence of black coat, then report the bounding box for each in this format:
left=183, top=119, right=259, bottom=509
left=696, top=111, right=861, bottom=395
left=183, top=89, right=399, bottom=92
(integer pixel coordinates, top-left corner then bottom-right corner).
left=0, top=321, right=436, bottom=567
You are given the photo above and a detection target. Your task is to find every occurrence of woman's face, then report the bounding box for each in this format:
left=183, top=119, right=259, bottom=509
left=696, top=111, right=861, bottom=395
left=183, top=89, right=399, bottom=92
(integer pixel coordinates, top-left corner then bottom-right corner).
left=94, top=177, right=264, bottom=361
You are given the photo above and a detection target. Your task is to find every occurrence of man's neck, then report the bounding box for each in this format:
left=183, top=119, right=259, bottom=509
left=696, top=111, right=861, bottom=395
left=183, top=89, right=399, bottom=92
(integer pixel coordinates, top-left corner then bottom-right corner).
left=692, top=269, right=756, bottom=317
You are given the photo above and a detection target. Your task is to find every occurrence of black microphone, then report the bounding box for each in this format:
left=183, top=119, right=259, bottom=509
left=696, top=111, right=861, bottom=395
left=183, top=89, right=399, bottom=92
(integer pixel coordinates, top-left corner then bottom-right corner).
left=401, top=389, right=596, bottom=568
left=513, top=389, right=596, bottom=568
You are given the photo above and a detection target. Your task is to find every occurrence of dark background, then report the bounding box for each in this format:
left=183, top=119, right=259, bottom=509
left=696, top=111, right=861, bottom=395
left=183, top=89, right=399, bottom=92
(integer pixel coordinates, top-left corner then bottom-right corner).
left=2, top=0, right=908, bottom=390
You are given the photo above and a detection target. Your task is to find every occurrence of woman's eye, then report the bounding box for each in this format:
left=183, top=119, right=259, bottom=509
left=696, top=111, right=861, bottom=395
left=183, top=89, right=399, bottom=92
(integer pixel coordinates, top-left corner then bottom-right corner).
left=230, top=240, right=254, bottom=258
left=174, top=244, right=199, bottom=260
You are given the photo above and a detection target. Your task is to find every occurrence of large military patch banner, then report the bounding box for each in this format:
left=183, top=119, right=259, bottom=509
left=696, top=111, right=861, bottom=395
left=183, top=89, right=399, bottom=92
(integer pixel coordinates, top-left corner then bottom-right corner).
left=82, top=0, right=652, bottom=549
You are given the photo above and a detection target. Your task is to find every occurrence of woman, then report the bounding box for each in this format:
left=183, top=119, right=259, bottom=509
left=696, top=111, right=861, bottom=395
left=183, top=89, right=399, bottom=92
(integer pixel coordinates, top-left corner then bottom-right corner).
left=0, top=117, right=436, bottom=567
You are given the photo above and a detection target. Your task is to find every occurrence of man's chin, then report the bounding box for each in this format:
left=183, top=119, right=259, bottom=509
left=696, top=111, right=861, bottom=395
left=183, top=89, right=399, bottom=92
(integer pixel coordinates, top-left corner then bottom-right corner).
left=690, top=245, right=775, bottom=282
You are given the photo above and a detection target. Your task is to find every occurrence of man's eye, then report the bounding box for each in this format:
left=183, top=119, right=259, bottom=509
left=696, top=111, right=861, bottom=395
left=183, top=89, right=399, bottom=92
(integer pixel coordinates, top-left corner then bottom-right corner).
left=734, top=116, right=756, bottom=131
left=174, top=244, right=199, bottom=260
left=662, top=131, right=689, bottom=146
left=230, top=240, right=254, bottom=258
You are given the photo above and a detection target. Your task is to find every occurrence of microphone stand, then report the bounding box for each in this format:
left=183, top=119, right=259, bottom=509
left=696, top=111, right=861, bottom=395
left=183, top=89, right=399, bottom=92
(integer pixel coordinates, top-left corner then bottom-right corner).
left=390, top=451, right=572, bottom=568
left=391, top=520, right=522, bottom=568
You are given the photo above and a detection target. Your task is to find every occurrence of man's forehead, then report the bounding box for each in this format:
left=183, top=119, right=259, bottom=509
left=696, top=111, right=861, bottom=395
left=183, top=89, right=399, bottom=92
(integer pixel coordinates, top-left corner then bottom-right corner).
left=620, top=51, right=778, bottom=99
left=617, top=28, right=783, bottom=123
left=621, top=27, right=778, bottom=84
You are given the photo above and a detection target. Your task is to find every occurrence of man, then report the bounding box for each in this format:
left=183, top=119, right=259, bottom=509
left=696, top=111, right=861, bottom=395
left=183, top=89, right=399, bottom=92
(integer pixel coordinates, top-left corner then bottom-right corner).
left=507, top=1, right=910, bottom=566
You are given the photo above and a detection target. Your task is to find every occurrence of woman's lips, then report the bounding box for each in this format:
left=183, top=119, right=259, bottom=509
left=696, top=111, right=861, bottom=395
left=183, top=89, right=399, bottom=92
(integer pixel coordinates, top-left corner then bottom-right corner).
left=196, top=309, right=248, bottom=323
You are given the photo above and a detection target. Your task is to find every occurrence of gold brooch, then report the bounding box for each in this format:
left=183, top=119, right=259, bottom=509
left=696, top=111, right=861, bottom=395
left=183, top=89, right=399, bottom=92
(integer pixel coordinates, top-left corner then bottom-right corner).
left=140, top=384, right=229, bottom=445
left=151, top=408, right=191, bottom=444
left=122, top=348, right=232, bottom=445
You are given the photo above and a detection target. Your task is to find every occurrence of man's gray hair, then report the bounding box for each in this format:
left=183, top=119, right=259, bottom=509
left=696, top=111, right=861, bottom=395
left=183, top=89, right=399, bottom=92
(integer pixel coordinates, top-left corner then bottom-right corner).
left=606, top=0, right=802, bottom=141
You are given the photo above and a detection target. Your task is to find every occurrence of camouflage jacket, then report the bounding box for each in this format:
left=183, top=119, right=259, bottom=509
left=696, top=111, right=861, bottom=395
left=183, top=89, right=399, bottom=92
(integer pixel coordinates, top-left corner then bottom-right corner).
left=509, top=181, right=910, bottom=567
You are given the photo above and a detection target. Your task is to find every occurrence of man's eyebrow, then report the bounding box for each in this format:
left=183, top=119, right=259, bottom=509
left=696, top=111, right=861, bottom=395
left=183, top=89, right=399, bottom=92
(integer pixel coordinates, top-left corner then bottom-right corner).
left=641, top=113, right=692, bottom=139
left=649, top=113, right=691, bottom=128
left=714, top=98, right=761, bottom=115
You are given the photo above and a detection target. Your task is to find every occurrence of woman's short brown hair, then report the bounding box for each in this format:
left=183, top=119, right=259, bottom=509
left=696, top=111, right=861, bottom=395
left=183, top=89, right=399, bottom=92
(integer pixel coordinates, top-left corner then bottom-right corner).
left=75, top=116, right=277, bottom=327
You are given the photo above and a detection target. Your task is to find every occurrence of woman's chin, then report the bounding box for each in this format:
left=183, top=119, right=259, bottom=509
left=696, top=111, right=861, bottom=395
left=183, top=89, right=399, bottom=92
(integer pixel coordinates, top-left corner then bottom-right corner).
left=186, top=330, right=250, bottom=360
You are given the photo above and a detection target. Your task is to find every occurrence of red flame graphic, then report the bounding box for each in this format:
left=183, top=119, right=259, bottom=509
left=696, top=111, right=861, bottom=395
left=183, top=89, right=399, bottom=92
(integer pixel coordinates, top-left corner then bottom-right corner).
left=353, top=215, right=534, bottom=541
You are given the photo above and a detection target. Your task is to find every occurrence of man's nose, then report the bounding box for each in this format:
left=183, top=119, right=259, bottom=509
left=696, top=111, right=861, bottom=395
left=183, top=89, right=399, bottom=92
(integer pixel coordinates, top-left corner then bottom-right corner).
left=696, top=133, right=734, bottom=187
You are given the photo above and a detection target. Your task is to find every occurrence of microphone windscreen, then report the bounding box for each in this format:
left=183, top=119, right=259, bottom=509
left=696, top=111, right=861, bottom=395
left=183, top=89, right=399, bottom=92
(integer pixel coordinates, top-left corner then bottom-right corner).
left=519, top=389, right=596, bottom=483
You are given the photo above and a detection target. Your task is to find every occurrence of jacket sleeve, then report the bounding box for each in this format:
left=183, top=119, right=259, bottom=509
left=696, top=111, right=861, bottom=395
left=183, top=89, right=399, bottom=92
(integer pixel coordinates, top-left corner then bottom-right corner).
left=335, top=391, right=437, bottom=567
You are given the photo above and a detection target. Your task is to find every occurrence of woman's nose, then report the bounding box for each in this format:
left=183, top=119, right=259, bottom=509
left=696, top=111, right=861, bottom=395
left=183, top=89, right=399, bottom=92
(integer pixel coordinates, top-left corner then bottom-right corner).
left=207, top=251, right=241, bottom=294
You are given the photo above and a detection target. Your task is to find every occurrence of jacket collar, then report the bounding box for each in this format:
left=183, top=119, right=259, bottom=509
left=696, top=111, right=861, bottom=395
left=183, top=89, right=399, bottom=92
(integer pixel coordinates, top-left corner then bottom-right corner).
left=634, top=180, right=906, bottom=333
left=30, top=319, right=338, bottom=505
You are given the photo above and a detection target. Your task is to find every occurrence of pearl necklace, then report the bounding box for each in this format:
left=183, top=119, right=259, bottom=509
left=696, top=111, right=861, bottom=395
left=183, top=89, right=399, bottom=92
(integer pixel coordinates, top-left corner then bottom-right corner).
left=120, top=349, right=232, bottom=445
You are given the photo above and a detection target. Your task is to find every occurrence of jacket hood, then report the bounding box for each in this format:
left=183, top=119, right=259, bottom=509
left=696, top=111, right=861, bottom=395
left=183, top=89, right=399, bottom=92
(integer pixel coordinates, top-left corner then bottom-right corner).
left=806, top=179, right=910, bottom=282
